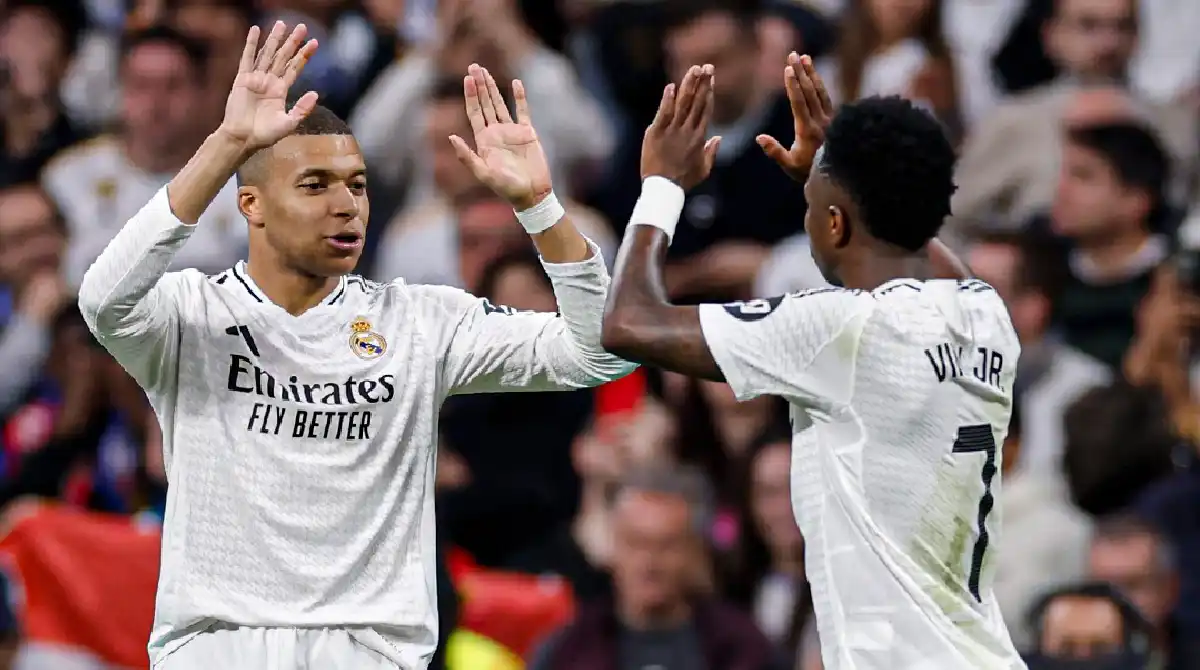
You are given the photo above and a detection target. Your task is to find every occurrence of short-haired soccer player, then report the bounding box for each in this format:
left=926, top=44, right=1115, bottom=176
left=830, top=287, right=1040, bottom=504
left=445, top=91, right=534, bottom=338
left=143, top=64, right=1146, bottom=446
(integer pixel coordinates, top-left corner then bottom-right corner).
left=602, top=58, right=1025, bottom=669
left=78, top=23, right=634, bottom=669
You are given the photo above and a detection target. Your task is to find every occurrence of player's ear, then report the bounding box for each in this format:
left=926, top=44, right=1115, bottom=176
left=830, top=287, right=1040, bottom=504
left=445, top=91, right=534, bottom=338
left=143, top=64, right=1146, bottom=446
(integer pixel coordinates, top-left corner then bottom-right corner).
left=828, top=205, right=851, bottom=249
left=238, top=187, right=266, bottom=229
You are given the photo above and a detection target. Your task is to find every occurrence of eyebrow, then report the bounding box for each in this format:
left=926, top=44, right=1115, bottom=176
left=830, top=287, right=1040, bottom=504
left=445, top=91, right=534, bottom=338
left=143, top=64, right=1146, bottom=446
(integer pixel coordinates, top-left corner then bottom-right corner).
left=296, top=167, right=367, bottom=180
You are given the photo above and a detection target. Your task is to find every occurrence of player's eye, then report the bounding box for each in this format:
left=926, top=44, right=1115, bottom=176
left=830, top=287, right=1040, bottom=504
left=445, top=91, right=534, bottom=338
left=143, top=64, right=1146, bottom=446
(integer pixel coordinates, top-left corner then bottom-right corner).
left=298, top=180, right=325, bottom=192
left=349, top=180, right=367, bottom=193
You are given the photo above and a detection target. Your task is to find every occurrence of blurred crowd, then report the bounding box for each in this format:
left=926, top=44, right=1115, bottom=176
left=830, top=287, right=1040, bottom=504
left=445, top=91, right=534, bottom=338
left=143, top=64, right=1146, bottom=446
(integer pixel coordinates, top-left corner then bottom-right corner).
left=2, top=0, right=1200, bottom=668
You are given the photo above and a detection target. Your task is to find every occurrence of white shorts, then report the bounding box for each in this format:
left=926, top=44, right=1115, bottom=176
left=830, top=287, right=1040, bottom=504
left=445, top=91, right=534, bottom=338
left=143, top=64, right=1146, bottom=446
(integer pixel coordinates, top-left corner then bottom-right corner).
left=154, top=624, right=413, bottom=670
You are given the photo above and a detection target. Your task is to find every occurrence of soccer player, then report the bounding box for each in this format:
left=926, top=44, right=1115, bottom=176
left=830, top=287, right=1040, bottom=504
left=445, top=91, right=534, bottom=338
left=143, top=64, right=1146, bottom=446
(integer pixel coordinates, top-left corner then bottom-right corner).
left=601, top=58, right=1026, bottom=669
left=77, top=22, right=635, bottom=669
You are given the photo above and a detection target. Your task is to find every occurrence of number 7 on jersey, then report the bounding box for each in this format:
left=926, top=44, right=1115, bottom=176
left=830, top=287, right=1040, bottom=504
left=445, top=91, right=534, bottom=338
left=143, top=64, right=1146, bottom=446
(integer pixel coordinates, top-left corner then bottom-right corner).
left=952, top=423, right=999, bottom=603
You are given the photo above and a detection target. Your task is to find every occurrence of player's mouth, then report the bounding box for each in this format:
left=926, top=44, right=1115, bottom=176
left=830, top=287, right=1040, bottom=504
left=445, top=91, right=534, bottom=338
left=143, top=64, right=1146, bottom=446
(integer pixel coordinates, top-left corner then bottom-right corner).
left=326, top=232, right=363, bottom=251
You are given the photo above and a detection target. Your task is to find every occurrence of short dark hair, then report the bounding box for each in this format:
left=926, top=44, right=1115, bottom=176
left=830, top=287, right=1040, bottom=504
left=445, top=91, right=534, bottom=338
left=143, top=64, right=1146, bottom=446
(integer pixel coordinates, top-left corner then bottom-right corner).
left=119, top=24, right=208, bottom=79
left=476, top=248, right=549, bottom=303
left=236, top=105, right=354, bottom=186
left=973, top=229, right=1067, bottom=300
left=1066, top=121, right=1169, bottom=222
left=661, top=0, right=761, bottom=34
left=1062, top=382, right=1177, bottom=517
left=1026, top=581, right=1153, bottom=654
left=818, top=96, right=957, bottom=252
left=0, top=0, right=85, bottom=59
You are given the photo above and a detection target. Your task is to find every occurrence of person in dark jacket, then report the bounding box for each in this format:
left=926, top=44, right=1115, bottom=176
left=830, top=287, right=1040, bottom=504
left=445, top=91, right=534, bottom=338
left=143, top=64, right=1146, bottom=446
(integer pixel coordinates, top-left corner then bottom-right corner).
left=528, top=467, right=778, bottom=670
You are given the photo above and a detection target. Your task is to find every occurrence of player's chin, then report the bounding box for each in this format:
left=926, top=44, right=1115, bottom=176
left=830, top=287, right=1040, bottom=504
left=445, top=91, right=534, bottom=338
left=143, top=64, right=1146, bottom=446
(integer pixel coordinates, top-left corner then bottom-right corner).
left=314, top=243, right=363, bottom=275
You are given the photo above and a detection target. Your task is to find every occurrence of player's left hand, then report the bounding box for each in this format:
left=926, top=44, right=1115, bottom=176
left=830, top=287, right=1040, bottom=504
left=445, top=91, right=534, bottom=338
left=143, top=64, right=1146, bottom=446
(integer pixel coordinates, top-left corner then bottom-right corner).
left=641, top=64, right=721, bottom=190
left=450, top=64, right=552, bottom=211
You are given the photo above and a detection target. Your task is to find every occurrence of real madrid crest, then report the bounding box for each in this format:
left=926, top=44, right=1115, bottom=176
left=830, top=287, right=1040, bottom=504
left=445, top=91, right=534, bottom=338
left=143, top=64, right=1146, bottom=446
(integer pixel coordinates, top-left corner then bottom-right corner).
left=348, top=317, right=387, bottom=360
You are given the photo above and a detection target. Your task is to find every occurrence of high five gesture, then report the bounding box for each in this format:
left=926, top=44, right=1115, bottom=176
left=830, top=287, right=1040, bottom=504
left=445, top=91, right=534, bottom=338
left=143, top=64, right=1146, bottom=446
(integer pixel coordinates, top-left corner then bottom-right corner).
left=756, top=52, right=834, bottom=182
left=217, top=21, right=320, bottom=154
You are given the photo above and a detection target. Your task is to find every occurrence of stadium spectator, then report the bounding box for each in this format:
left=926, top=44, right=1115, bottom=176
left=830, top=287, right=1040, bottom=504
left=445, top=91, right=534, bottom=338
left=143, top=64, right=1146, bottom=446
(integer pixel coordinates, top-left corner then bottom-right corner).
left=372, top=79, right=615, bottom=283
left=1087, top=514, right=1189, bottom=669
left=1047, top=122, right=1172, bottom=369
left=950, top=0, right=1198, bottom=236
left=0, top=0, right=86, bottom=186
left=592, top=0, right=807, bottom=302
left=725, top=429, right=810, bottom=667
left=165, top=0, right=258, bottom=133
left=528, top=467, right=777, bottom=670
left=41, top=25, right=246, bottom=288
left=1024, top=581, right=1155, bottom=668
left=1063, top=382, right=1177, bottom=518
left=351, top=0, right=613, bottom=201
left=819, top=0, right=960, bottom=137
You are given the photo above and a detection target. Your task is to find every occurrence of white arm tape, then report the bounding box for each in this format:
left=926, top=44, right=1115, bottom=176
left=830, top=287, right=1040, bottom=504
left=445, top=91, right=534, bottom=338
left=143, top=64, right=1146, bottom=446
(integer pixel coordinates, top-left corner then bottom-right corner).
left=515, top=191, right=566, bottom=234
left=629, top=176, right=685, bottom=243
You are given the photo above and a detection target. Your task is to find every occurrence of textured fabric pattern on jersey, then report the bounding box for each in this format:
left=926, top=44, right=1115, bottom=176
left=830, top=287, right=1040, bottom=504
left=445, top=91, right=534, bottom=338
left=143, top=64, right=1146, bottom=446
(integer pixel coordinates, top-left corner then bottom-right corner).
left=699, top=280, right=1025, bottom=670
left=78, top=188, right=637, bottom=669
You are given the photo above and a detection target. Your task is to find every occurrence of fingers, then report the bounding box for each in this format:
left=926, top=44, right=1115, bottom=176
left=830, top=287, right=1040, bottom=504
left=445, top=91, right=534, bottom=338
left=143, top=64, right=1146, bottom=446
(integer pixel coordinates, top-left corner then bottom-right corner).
left=282, top=39, right=318, bottom=88
left=512, top=79, right=532, bottom=125
left=685, top=65, right=714, bottom=129
left=756, top=134, right=791, bottom=166
left=270, top=24, right=308, bottom=77
left=238, top=25, right=260, bottom=74
left=254, top=21, right=287, bottom=71
left=481, top=68, right=513, bottom=124
left=792, top=53, right=825, bottom=122
left=803, top=54, right=834, bottom=116
left=651, top=83, right=676, bottom=128
left=703, top=135, right=721, bottom=173
left=468, top=63, right=499, bottom=125
left=674, top=65, right=701, bottom=121
left=462, top=74, right=486, bottom=136
left=286, top=90, right=320, bottom=125
left=783, top=64, right=812, bottom=132
left=448, top=134, right=488, bottom=179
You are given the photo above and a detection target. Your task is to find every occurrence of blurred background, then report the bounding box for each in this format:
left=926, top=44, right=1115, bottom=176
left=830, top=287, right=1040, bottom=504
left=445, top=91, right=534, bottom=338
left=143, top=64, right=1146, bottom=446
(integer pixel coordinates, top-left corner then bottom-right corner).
left=1, top=0, right=1199, bottom=668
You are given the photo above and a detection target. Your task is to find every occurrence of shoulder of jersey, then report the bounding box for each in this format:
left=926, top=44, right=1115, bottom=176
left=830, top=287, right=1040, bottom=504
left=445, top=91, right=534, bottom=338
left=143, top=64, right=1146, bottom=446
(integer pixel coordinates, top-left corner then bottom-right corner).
left=40, top=135, right=122, bottom=183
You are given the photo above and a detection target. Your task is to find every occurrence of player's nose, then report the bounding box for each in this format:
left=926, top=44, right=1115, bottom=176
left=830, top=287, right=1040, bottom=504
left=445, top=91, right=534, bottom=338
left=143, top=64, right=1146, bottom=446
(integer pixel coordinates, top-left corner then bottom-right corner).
left=328, top=185, right=360, bottom=219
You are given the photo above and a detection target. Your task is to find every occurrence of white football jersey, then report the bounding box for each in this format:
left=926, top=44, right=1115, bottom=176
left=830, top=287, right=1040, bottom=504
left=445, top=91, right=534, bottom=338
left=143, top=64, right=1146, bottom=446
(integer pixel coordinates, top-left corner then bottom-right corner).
left=699, top=280, right=1026, bottom=670
left=77, top=189, right=635, bottom=669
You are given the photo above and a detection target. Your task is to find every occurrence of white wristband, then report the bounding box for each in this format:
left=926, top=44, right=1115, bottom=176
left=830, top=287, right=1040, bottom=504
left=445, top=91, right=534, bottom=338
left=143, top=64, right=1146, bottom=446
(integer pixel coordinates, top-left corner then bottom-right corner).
left=629, top=176, right=685, bottom=243
left=515, top=191, right=566, bottom=234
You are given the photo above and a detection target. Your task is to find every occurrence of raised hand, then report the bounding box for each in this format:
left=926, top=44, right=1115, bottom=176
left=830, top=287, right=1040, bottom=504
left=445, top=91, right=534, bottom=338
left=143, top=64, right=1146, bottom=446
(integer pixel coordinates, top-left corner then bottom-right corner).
left=217, top=21, right=319, bottom=154
left=756, top=52, right=834, bottom=183
left=449, top=64, right=551, bottom=211
left=641, top=64, right=721, bottom=190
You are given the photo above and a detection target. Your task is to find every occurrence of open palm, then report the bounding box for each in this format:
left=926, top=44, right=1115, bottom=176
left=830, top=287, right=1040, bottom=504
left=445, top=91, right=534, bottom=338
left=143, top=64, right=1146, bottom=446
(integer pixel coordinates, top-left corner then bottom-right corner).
left=219, top=21, right=320, bottom=153
left=449, top=65, right=552, bottom=210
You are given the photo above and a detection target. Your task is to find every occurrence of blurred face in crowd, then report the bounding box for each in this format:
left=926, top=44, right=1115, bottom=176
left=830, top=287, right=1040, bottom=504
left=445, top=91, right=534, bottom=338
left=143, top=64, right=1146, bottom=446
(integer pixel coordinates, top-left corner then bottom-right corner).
left=1044, top=0, right=1137, bottom=81
left=665, top=10, right=760, bottom=125
left=489, top=263, right=557, bottom=313
left=1052, top=141, right=1144, bottom=242
left=457, top=199, right=527, bottom=291
left=170, top=2, right=252, bottom=93
left=1039, top=595, right=1125, bottom=658
left=750, top=440, right=803, bottom=558
left=0, top=185, right=65, bottom=283
left=239, top=135, right=370, bottom=277
left=426, top=97, right=478, bottom=201
left=120, top=40, right=203, bottom=152
left=967, top=241, right=1049, bottom=343
left=1089, top=533, right=1178, bottom=630
left=0, top=6, right=70, bottom=108
left=612, top=489, right=696, bottom=620
left=867, top=0, right=933, bottom=44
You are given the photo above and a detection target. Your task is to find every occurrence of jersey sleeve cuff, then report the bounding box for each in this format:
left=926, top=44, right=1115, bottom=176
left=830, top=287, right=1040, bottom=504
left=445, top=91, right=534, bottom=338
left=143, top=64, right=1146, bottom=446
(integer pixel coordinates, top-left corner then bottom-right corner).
left=539, top=237, right=604, bottom=278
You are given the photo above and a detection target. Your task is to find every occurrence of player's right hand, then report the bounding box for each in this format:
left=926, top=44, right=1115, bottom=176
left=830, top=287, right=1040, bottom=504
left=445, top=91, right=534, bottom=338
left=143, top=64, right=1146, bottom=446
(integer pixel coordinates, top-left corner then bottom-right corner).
left=216, top=21, right=319, bottom=154
left=640, top=64, right=721, bottom=190
left=757, top=52, right=833, bottom=183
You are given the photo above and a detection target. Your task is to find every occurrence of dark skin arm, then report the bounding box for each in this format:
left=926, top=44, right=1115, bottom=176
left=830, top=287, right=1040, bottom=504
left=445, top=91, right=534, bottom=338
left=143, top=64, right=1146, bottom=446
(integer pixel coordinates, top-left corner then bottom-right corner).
left=601, top=65, right=727, bottom=379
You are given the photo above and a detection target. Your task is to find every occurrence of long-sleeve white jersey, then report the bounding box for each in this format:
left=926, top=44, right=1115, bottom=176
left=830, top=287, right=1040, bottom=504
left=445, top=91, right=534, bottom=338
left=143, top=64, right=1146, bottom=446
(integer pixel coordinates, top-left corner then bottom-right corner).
left=77, top=188, right=637, bottom=669
left=699, top=281, right=1026, bottom=670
